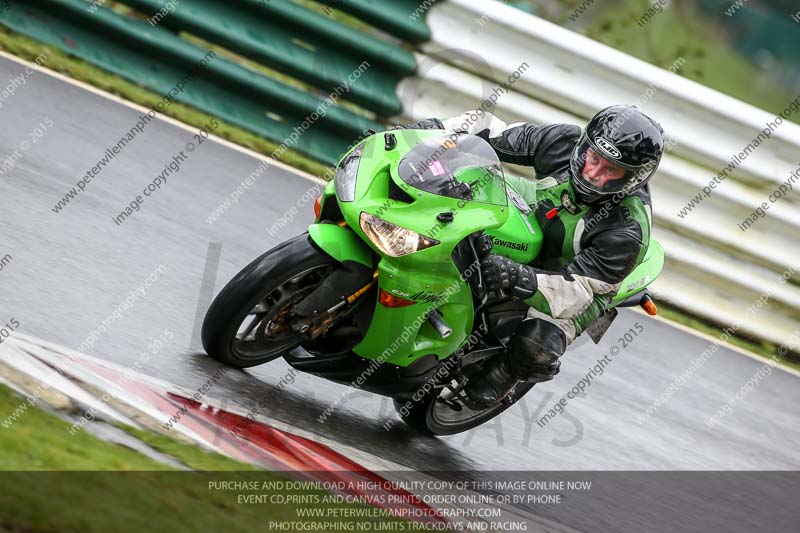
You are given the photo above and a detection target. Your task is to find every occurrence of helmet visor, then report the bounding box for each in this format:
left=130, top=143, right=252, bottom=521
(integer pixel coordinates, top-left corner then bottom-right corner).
left=570, top=134, right=658, bottom=195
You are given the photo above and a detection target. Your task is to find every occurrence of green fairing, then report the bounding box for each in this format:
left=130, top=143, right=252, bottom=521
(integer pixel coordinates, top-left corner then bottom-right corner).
left=612, top=239, right=665, bottom=304
left=483, top=178, right=541, bottom=264
left=307, top=223, right=372, bottom=268
left=308, top=129, right=662, bottom=367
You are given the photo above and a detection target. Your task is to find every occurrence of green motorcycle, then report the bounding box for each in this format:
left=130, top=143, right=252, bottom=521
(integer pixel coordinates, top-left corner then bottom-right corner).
left=202, top=129, right=664, bottom=435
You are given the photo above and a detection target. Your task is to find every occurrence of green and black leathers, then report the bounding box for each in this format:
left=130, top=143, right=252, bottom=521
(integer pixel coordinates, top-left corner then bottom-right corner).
left=425, top=112, right=653, bottom=342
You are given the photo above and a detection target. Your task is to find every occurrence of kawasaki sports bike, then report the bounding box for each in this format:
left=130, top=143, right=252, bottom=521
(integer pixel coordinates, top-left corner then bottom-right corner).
left=202, top=129, right=664, bottom=435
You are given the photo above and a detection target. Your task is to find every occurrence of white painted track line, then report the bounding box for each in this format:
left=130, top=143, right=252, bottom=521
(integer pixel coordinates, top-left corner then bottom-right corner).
left=0, top=49, right=327, bottom=186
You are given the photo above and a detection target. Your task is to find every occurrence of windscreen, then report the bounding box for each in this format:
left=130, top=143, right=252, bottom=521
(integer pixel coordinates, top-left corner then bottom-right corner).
left=397, top=134, right=507, bottom=206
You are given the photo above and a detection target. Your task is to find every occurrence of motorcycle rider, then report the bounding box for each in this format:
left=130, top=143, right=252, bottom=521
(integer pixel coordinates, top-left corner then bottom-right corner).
left=403, top=106, right=664, bottom=407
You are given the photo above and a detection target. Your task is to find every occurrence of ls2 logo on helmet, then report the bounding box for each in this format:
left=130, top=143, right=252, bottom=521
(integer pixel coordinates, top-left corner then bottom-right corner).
left=595, top=137, right=621, bottom=160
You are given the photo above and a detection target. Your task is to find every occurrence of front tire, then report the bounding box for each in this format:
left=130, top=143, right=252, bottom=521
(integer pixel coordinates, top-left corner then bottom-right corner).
left=201, top=234, right=337, bottom=368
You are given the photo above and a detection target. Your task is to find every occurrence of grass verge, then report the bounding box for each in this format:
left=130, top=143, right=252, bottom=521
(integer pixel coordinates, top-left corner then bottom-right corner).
left=0, top=383, right=410, bottom=532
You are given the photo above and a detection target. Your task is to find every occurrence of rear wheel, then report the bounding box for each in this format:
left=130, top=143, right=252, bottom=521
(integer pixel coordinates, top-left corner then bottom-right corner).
left=394, top=378, right=534, bottom=435
left=201, top=234, right=337, bottom=368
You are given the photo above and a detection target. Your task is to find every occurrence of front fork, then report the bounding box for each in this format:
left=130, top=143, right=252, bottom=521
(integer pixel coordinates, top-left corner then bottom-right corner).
left=293, top=223, right=377, bottom=341
left=288, top=269, right=378, bottom=340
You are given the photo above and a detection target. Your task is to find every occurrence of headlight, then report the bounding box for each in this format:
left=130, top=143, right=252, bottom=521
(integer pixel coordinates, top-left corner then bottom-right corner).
left=334, top=145, right=363, bottom=202
left=359, top=212, right=439, bottom=257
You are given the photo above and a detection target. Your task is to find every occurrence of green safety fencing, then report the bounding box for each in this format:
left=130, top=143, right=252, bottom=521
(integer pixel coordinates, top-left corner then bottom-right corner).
left=0, top=0, right=434, bottom=166
left=120, top=0, right=415, bottom=116
left=313, top=0, right=434, bottom=43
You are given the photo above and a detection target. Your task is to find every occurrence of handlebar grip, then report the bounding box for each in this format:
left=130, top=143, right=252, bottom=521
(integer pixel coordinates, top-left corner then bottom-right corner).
left=470, top=233, right=508, bottom=299
left=473, top=233, right=494, bottom=259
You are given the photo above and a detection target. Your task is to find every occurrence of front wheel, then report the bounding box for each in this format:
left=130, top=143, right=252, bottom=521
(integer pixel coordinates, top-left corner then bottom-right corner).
left=201, top=234, right=337, bottom=368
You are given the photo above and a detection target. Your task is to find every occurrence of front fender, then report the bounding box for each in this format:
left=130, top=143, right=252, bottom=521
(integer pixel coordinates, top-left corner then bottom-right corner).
left=308, top=223, right=372, bottom=267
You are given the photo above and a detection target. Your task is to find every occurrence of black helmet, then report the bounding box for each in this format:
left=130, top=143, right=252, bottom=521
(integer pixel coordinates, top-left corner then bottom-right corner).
left=570, top=105, right=664, bottom=203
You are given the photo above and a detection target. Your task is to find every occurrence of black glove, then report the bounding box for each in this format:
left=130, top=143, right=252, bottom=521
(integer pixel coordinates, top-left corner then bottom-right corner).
left=480, top=254, right=537, bottom=299
left=474, top=233, right=495, bottom=258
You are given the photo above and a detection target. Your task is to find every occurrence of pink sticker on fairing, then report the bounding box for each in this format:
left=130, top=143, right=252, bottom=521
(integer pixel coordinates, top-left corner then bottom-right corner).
left=429, top=161, right=445, bottom=176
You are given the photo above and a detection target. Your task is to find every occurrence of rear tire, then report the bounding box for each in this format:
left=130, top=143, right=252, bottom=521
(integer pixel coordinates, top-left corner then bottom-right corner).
left=393, top=399, right=430, bottom=432
left=394, top=381, right=534, bottom=435
left=201, top=234, right=337, bottom=368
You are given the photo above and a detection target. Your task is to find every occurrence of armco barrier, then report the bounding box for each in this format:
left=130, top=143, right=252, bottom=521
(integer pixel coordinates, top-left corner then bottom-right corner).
left=120, top=0, right=414, bottom=116
left=395, top=55, right=800, bottom=270
left=396, top=0, right=800, bottom=347
left=314, top=0, right=433, bottom=44
left=395, top=58, right=800, bottom=346
left=0, top=0, right=382, bottom=165
left=424, top=0, right=800, bottom=198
